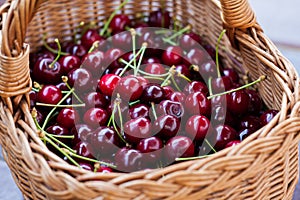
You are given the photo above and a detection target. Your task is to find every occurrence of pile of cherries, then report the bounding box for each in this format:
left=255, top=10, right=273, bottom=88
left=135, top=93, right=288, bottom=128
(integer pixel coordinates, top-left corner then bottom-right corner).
left=29, top=7, right=278, bottom=173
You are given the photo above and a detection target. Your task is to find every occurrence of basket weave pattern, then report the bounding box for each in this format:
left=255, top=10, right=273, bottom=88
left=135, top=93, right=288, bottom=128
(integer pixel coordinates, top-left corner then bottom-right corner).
left=0, top=0, right=300, bottom=199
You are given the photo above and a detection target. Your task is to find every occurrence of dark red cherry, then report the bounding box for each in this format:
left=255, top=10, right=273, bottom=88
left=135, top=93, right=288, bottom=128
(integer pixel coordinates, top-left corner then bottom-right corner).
left=198, top=60, right=218, bottom=80
left=67, top=68, right=93, bottom=91
left=124, top=117, right=152, bottom=144
left=185, top=48, right=206, bottom=67
left=84, top=92, right=109, bottom=109
left=144, top=63, right=166, bottom=75
left=71, top=124, right=93, bottom=146
left=169, top=92, right=186, bottom=103
left=162, top=46, right=183, bottom=66
left=78, top=162, right=93, bottom=171
left=55, top=82, right=69, bottom=91
left=138, top=31, right=165, bottom=56
left=99, top=74, right=121, bottom=97
left=111, top=31, right=132, bottom=51
left=90, top=126, right=123, bottom=158
left=96, top=166, right=113, bottom=173
left=109, top=14, right=131, bottom=34
left=36, top=85, right=62, bottom=105
left=33, top=58, right=63, bottom=84
left=46, top=125, right=70, bottom=142
left=260, top=109, right=279, bottom=126
left=163, top=86, right=175, bottom=100
left=136, top=136, right=163, bottom=153
left=179, top=32, right=203, bottom=50
left=226, top=90, right=250, bottom=116
left=81, top=29, right=105, bottom=50
left=158, top=100, right=184, bottom=118
left=222, top=68, right=239, bottom=83
left=153, top=114, right=180, bottom=139
left=29, top=90, right=37, bottom=108
left=129, top=103, right=150, bottom=119
left=212, top=125, right=238, bottom=151
left=56, top=108, right=80, bottom=130
left=65, top=43, right=87, bottom=58
left=58, top=55, right=81, bottom=75
left=81, top=50, right=105, bottom=76
left=73, top=141, right=94, bottom=159
left=83, top=108, right=108, bottom=129
left=165, top=136, right=195, bottom=161
left=142, top=57, right=161, bottom=65
left=211, top=105, right=236, bottom=128
left=211, top=76, right=233, bottom=93
left=141, top=83, right=166, bottom=104
left=184, top=92, right=211, bottom=117
left=238, top=128, right=256, bottom=141
left=115, top=75, right=144, bottom=101
left=238, top=115, right=261, bottom=131
left=184, top=81, right=209, bottom=95
left=148, top=9, right=171, bottom=28
left=185, top=115, right=210, bottom=141
left=115, top=148, right=144, bottom=172
left=104, top=48, right=125, bottom=69
left=204, top=44, right=216, bottom=60
left=246, top=89, right=262, bottom=115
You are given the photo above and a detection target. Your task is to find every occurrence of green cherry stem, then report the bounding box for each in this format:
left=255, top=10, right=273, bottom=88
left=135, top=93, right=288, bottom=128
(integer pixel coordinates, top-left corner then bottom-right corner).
left=61, top=76, right=84, bottom=104
left=215, top=29, right=226, bottom=78
left=88, top=41, right=100, bottom=53
left=207, top=75, right=266, bottom=100
left=116, top=94, right=124, bottom=137
left=135, top=43, right=147, bottom=76
left=171, top=75, right=182, bottom=92
left=49, top=38, right=62, bottom=68
left=205, top=139, right=217, bottom=153
left=161, top=66, right=176, bottom=87
left=110, top=97, right=127, bottom=145
left=151, top=102, right=158, bottom=120
left=208, top=77, right=213, bottom=96
left=175, top=155, right=210, bottom=161
left=166, top=24, right=191, bottom=41
left=43, top=35, right=68, bottom=56
left=100, top=0, right=129, bottom=36
left=46, top=134, right=75, bottom=139
left=36, top=102, right=85, bottom=108
left=129, top=100, right=140, bottom=106
left=130, top=28, right=137, bottom=70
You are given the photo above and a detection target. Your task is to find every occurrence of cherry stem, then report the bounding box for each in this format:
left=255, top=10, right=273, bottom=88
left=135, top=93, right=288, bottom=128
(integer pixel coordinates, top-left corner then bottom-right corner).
left=205, top=139, right=217, bottom=153
left=175, top=155, right=210, bottom=161
left=166, top=24, right=191, bottom=41
left=161, top=66, right=176, bottom=87
left=177, top=72, right=192, bottom=83
left=130, top=28, right=137, bottom=70
left=41, top=88, right=74, bottom=130
left=208, top=77, right=213, bottom=96
left=63, top=149, right=117, bottom=169
left=47, top=134, right=74, bottom=139
left=216, top=29, right=226, bottom=78
left=110, top=97, right=127, bottom=145
left=42, top=35, right=68, bottom=56
left=129, top=100, right=140, bottom=106
left=207, top=75, right=266, bottom=100
left=36, top=102, right=85, bottom=108
left=62, top=76, right=84, bottom=104
left=171, top=75, right=182, bottom=92
left=116, top=93, right=124, bottom=138
left=49, top=39, right=62, bottom=68
left=151, top=102, right=158, bottom=120
left=100, top=0, right=129, bottom=36
left=88, top=41, right=100, bottom=53
left=143, top=76, right=166, bottom=81
left=135, top=43, right=147, bottom=76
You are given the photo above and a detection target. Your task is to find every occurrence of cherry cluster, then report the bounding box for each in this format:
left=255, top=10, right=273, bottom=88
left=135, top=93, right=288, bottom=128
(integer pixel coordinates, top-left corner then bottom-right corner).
left=29, top=6, right=278, bottom=173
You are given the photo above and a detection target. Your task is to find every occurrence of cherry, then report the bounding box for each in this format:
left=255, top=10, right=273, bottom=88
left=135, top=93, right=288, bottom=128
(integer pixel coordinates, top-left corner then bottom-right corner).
left=153, top=114, right=180, bottom=139
left=115, top=147, right=143, bottom=172
left=81, top=50, right=105, bottom=76
left=56, top=108, right=80, bottom=130
left=158, top=100, right=184, bottom=118
left=83, top=108, right=108, bottom=129
left=90, top=126, right=123, bottom=159
left=84, top=92, right=109, bottom=109
left=36, top=85, right=62, bottom=105
left=81, top=29, right=105, bottom=50
left=168, top=91, right=186, bottom=103
left=79, top=162, right=93, bottom=171
left=141, top=83, right=166, bottom=104
left=175, top=64, right=192, bottom=79
left=222, top=68, right=239, bottom=83
left=212, top=125, right=238, bottom=151
left=99, top=74, right=121, bottom=97
left=66, top=43, right=87, bottom=58
left=73, top=141, right=94, bottom=159
left=111, top=31, right=132, bottom=51
left=104, top=48, right=125, bottom=69
left=129, top=103, right=150, bottom=119
left=162, top=46, right=183, bottom=66
left=148, top=9, right=171, bottom=28
left=32, top=58, right=63, bottom=85
left=238, top=128, right=256, bottom=141
left=109, top=14, right=131, bottom=34
left=184, top=81, right=209, bottom=95
left=203, top=44, right=216, bottom=60
left=124, top=117, right=152, bottom=144
left=163, top=86, right=175, bottom=100
left=46, top=125, right=70, bottom=144
left=165, top=136, right=195, bottom=162
left=29, top=90, right=37, bottom=108
left=96, top=166, right=113, bottom=173
left=246, top=89, right=262, bottom=115
left=179, top=32, right=203, bottom=50
left=71, top=124, right=93, bottom=146
left=115, top=75, right=144, bottom=101
left=211, top=105, right=236, bottom=128
left=67, top=68, right=93, bottom=91
left=30, top=51, right=55, bottom=67
left=184, top=92, right=211, bottom=117
left=226, top=90, right=250, bottom=116
left=211, top=76, right=233, bottom=93
left=58, top=55, right=81, bottom=75
left=142, top=57, right=161, bottom=65
left=144, top=63, right=166, bottom=75
left=55, top=82, right=69, bottom=91
left=185, top=48, right=206, bottom=67
left=138, top=31, right=164, bottom=56
left=185, top=115, right=210, bottom=141
left=260, top=109, right=278, bottom=126
left=198, top=60, right=218, bottom=80
left=238, top=115, right=261, bottom=131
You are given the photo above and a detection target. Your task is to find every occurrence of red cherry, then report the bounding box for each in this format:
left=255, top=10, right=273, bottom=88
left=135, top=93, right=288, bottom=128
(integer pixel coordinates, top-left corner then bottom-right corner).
left=65, top=43, right=87, bottom=58
left=225, top=140, right=241, bottom=148
left=81, top=29, right=105, bottom=50
left=144, top=63, right=166, bottom=75
left=260, top=109, right=279, bottom=126
left=99, top=74, right=121, bottom=97
left=148, top=9, right=171, bottom=28
left=162, top=46, right=183, bottom=66
left=184, top=92, right=211, bottom=117
left=226, top=90, right=250, bottom=116
left=67, top=68, right=93, bottom=91
left=185, top=115, right=210, bottom=141
left=141, top=83, right=166, bottom=104
left=33, top=58, right=63, bottom=85
left=124, top=117, right=152, bottom=144
left=81, top=50, right=105, bottom=76
left=83, top=108, right=108, bottom=128
left=116, top=75, right=144, bottom=101
left=212, top=125, right=238, bottom=151
left=184, top=81, right=209, bottom=95
left=165, top=136, right=195, bottom=161
left=153, top=114, right=180, bottom=140
left=37, top=85, right=62, bottom=105
left=109, top=14, right=131, bottom=34
left=56, top=108, right=80, bottom=130
left=115, top=147, right=144, bottom=172
left=58, top=55, right=81, bottom=75
left=71, top=124, right=92, bottom=146
left=84, top=92, right=109, bottom=109
left=179, top=32, right=203, bottom=50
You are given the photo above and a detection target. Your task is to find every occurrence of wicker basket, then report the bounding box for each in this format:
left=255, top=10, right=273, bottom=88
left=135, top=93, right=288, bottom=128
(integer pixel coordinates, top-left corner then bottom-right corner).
left=1, top=0, right=300, bottom=199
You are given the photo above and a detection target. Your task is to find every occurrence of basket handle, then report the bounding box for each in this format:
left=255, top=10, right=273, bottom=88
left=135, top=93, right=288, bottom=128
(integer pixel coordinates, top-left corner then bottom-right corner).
left=0, top=0, right=42, bottom=98
left=220, top=0, right=262, bottom=47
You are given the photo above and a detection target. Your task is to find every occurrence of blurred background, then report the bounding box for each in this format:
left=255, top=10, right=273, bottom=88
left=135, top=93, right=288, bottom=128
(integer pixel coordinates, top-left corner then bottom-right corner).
left=0, top=0, right=299, bottom=199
